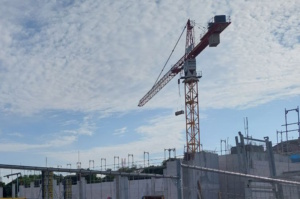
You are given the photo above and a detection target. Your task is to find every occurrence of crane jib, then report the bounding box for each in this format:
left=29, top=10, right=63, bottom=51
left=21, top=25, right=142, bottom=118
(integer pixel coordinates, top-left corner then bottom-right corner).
left=138, top=20, right=231, bottom=107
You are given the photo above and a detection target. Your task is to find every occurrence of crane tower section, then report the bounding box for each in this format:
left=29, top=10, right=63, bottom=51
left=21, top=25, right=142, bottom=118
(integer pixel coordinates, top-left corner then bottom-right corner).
left=182, top=19, right=202, bottom=157
left=138, top=15, right=231, bottom=158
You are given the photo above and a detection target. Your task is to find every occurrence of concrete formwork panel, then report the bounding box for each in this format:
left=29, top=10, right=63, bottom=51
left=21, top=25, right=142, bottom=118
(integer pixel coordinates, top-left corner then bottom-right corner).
left=182, top=152, right=220, bottom=199
left=163, top=160, right=180, bottom=199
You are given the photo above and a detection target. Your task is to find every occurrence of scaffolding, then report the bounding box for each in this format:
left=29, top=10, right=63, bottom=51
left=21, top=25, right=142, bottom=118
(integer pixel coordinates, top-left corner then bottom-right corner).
left=63, top=178, right=72, bottom=199
left=42, top=171, right=53, bottom=199
left=276, top=106, right=300, bottom=154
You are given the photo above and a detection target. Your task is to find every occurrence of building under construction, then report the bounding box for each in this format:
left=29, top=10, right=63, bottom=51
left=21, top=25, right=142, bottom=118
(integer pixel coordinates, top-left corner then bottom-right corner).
left=0, top=129, right=300, bottom=199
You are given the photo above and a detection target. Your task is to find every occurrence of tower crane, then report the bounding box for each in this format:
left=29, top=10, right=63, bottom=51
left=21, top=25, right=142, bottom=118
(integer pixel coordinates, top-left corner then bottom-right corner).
left=138, top=15, right=231, bottom=159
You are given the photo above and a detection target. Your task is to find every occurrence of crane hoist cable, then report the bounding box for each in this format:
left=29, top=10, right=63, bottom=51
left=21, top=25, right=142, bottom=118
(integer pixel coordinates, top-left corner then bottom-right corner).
left=153, top=25, right=187, bottom=87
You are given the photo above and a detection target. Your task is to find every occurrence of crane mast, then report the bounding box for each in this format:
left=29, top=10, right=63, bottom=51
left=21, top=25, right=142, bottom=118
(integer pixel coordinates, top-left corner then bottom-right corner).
left=183, top=19, right=201, bottom=158
left=138, top=15, right=231, bottom=158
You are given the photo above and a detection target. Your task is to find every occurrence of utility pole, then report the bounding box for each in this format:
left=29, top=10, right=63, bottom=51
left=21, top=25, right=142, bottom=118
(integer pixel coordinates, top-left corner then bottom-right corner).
left=101, top=158, right=106, bottom=171
left=144, top=152, right=149, bottom=168
left=128, top=154, right=134, bottom=168
left=89, top=160, right=94, bottom=169
left=114, top=156, right=119, bottom=171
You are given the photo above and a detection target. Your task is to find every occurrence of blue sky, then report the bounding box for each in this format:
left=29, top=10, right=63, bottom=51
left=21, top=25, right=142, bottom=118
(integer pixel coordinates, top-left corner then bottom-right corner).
left=0, top=0, right=300, bottom=178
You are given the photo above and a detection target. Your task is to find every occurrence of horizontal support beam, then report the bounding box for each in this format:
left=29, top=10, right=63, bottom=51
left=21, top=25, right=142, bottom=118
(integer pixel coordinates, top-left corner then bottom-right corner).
left=281, top=129, right=299, bottom=133
left=181, top=164, right=300, bottom=186
left=244, top=137, right=267, bottom=143
left=3, top=172, right=21, bottom=178
left=281, top=122, right=300, bottom=126
left=0, top=164, right=178, bottom=179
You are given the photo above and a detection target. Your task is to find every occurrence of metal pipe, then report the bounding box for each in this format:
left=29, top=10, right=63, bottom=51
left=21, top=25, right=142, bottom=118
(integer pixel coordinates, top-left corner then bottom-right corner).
left=0, top=164, right=178, bottom=179
left=181, top=164, right=300, bottom=186
left=243, top=137, right=266, bottom=143
left=281, top=122, right=300, bottom=126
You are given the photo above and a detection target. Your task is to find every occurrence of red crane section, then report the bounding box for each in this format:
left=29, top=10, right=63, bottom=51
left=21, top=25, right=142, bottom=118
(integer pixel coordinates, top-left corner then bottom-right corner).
left=138, top=18, right=231, bottom=107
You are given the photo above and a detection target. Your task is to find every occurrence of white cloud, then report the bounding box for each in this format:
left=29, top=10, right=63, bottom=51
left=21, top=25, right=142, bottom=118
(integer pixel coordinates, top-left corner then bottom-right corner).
left=61, top=119, right=78, bottom=126
left=113, top=127, right=127, bottom=137
left=0, top=142, right=45, bottom=152
left=0, top=1, right=297, bottom=115
left=43, top=113, right=186, bottom=168
left=7, top=132, right=24, bottom=138
left=0, top=134, right=77, bottom=152
left=0, top=114, right=96, bottom=152
left=1, top=1, right=297, bottom=115
left=46, top=135, right=77, bottom=147
left=63, top=115, right=95, bottom=136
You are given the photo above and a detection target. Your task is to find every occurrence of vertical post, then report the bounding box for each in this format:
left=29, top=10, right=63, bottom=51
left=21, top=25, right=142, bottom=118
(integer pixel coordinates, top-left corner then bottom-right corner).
left=114, top=156, right=119, bottom=171
left=57, top=165, right=62, bottom=199
left=285, top=108, right=289, bottom=154
left=280, top=131, right=283, bottom=152
left=89, top=160, right=94, bottom=169
left=238, top=131, right=248, bottom=174
left=128, top=155, right=130, bottom=168
left=174, top=148, right=176, bottom=158
left=128, top=154, right=133, bottom=168
left=265, top=137, right=276, bottom=177
left=220, top=140, right=222, bottom=155
left=176, top=160, right=182, bottom=199
left=297, top=106, right=300, bottom=138
left=220, top=139, right=226, bottom=155
left=276, top=131, right=279, bottom=153
left=42, top=171, right=45, bottom=199
left=101, top=158, right=106, bottom=171
left=16, top=175, right=18, bottom=198
left=79, top=172, right=83, bottom=199
left=77, top=162, right=81, bottom=169
left=144, top=152, right=149, bottom=168
left=244, top=117, right=249, bottom=144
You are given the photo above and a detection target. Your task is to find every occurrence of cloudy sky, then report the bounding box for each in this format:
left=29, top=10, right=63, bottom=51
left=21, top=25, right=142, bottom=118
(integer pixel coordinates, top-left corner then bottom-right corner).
left=0, top=0, right=299, bottom=176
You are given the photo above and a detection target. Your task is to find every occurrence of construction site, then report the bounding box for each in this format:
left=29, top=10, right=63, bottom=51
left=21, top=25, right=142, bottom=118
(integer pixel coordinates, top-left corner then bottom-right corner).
left=1, top=15, right=300, bottom=199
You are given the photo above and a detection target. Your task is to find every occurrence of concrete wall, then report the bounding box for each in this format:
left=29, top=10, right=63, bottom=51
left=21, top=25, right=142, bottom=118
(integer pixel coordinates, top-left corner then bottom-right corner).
left=182, top=151, right=220, bottom=199
left=219, top=152, right=300, bottom=199
left=17, top=150, right=300, bottom=199
left=219, top=154, right=245, bottom=199
left=18, top=174, right=167, bottom=199
left=163, top=160, right=180, bottom=199
left=19, top=182, right=42, bottom=199
left=12, top=152, right=221, bottom=199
